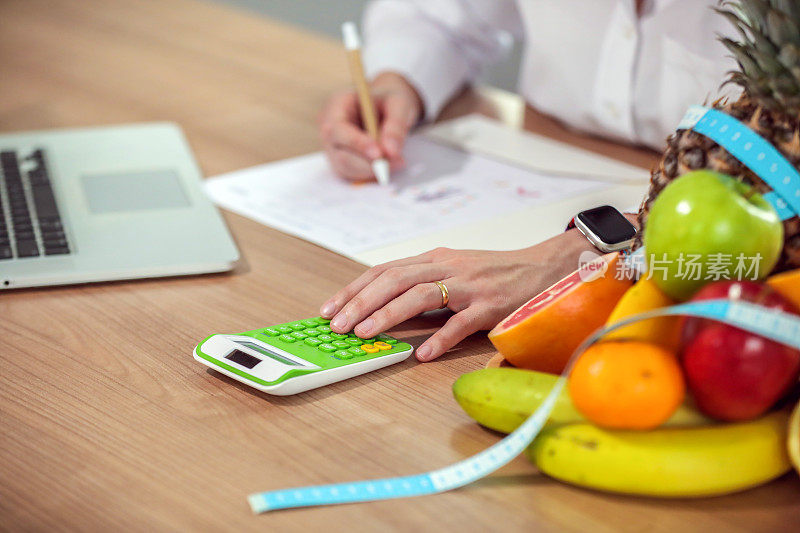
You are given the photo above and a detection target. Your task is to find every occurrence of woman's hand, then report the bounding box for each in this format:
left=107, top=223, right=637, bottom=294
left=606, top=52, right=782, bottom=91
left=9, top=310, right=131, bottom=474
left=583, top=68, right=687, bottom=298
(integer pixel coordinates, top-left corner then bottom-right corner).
left=319, top=229, right=596, bottom=361
left=318, top=72, right=423, bottom=181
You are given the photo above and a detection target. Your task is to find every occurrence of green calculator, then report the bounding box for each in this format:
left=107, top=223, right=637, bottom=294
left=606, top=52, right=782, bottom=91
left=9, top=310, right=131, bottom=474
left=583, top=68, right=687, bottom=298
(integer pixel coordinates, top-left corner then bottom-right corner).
left=193, top=317, right=413, bottom=395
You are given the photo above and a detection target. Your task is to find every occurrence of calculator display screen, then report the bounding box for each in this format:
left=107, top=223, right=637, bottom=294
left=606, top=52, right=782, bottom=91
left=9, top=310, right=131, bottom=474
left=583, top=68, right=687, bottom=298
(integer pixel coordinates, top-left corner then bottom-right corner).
left=233, top=340, right=305, bottom=367
left=225, top=349, right=261, bottom=369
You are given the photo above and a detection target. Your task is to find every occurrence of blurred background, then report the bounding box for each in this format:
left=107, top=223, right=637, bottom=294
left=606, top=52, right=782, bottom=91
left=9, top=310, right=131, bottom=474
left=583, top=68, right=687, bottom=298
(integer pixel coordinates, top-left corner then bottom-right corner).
left=0, top=0, right=526, bottom=174
left=218, top=0, right=522, bottom=91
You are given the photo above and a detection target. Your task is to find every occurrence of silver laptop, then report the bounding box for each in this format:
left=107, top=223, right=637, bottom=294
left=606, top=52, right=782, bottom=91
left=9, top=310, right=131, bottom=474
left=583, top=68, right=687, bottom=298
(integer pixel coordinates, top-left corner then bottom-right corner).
left=0, top=123, right=239, bottom=289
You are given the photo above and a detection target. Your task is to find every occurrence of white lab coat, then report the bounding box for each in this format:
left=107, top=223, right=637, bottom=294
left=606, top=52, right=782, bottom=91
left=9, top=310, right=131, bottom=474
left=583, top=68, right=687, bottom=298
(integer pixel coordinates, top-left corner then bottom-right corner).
left=363, top=0, right=739, bottom=149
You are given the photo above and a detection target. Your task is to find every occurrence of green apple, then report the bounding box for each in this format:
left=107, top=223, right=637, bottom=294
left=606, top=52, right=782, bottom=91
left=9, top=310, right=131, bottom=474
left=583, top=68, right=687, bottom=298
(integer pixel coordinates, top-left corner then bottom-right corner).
left=643, top=170, right=783, bottom=300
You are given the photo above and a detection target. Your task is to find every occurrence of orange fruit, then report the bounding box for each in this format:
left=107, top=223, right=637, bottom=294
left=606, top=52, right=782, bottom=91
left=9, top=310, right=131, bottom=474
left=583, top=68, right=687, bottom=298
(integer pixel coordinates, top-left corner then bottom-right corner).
left=489, top=253, right=632, bottom=374
left=568, top=341, right=685, bottom=430
left=767, top=268, right=800, bottom=309
left=604, top=277, right=682, bottom=352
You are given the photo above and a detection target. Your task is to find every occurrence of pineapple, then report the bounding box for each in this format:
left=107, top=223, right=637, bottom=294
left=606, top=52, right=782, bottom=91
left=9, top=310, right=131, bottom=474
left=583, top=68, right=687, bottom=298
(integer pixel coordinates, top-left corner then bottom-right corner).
left=636, top=0, right=800, bottom=272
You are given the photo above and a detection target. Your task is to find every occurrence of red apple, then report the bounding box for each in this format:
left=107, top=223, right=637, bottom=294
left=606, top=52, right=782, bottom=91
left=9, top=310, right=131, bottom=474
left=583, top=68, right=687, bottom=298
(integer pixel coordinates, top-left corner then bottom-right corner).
left=681, top=280, right=800, bottom=421
left=682, top=280, right=797, bottom=343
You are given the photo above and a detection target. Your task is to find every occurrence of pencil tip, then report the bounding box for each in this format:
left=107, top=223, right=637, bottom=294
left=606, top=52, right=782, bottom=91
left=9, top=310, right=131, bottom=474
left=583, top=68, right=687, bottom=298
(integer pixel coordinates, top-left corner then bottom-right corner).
left=372, top=159, right=390, bottom=186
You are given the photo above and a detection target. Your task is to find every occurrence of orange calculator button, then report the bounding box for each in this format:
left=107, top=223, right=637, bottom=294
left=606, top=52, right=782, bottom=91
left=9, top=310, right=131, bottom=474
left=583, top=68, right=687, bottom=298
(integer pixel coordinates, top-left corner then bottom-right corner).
left=373, top=341, right=392, bottom=350
left=361, top=344, right=379, bottom=353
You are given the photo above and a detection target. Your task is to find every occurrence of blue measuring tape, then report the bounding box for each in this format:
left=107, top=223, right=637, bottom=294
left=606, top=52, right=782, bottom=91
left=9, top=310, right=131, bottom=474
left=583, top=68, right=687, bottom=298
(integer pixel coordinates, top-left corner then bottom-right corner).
left=678, top=105, right=800, bottom=220
left=249, top=299, right=800, bottom=513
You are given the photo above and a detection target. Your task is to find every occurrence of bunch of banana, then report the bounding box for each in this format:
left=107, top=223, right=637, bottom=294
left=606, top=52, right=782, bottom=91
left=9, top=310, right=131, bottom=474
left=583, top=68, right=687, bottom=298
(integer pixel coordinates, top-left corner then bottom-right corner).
left=454, top=368, right=793, bottom=497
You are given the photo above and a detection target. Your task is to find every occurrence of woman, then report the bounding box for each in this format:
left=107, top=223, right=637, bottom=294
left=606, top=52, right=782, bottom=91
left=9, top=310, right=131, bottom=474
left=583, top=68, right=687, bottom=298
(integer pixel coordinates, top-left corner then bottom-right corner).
left=317, top=0, right=735, bottom=361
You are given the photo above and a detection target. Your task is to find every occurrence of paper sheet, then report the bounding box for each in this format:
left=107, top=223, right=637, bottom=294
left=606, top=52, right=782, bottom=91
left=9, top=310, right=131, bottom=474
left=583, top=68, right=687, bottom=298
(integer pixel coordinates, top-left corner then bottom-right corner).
left=205, top=136, right=608, bottom=260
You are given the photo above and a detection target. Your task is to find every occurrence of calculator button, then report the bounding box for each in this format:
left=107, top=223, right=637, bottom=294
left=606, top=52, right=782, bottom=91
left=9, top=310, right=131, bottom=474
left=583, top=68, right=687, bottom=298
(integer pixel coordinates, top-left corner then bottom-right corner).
left=334, top=350, right=354, bottom=360
left=289, top=323, right=306, bottom=331
left=277, top=325, right=293, bottom=334
left=316, top=318, right=331, bottom=325
left=317, top=334, right=334, bottom=342
left=302, top=319, right=318, bottom=327
left=316, top=325, right=332, bottom=333
left=346, top=338, right=363, bottom=346
left=373, top=341, right=392, bottom=350
left=291, top=331, right=308, bottom=339
left=375, top=334, right=398, bottom=344
left=361, top=344, right=379, bottom=353
left=347, top=346, right=365, bottom=356
left=330, top=333, right=348, bottom=339
left=331, top=340, right=350, bottom=348
left=358, top=337, right=376, bottom=343
left=262, top=328, right=280, bottom=336
left=318, top=343, right=336, bottom=352
left=279, top=334, right=296, bottom=343
left=303, top=328, right=321, bottom=337
left=304, top=338, right=323, bottom=347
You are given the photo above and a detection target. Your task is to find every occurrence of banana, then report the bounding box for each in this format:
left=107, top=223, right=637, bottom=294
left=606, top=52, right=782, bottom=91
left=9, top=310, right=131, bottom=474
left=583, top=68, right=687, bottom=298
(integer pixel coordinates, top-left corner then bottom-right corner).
left=453, top=367, right=582, bottom=433
left=789, top=400, right=800, bottom=477
left=526, top=409, right=791, bottom=498
left=453, top=367, right=712, bottom=434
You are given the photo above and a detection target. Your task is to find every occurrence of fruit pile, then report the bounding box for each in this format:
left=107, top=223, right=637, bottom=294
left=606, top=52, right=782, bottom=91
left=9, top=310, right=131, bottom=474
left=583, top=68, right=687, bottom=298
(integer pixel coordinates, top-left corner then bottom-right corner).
left=455, top=170, right=800, bottom=498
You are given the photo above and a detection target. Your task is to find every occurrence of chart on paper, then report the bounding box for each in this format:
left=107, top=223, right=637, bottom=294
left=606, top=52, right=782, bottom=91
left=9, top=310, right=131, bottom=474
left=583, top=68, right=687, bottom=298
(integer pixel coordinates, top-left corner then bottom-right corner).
left=205, top=136, right=607, bottom=260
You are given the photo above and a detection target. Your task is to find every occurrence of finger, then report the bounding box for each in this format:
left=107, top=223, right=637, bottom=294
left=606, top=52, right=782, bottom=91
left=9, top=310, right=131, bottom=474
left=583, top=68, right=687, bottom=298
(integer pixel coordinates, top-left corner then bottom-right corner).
left=326, top=146, right=373, bottom=181
left=325, top=122, right=383, bottom=160
left=389, top=154, right=406, bottom=172
left=415, top=307, right=483, bottom=362
left=320, top=91, right=361, bottom=123
left=331, top=264, right=449, bottom=333
left=318, top=94, right=357, bottom=152
left=378, top=93, right=416, bottom=160
left=319, top=250, right=439, bottom=319
left=353, top=282, right=445, bottom=338
left=331, top=264, right=446, bottom=334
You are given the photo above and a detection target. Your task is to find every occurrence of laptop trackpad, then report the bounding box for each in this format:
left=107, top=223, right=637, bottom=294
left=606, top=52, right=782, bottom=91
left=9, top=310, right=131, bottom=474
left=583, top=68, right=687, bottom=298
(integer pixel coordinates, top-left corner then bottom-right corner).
left=82, top=170, right=190, bottom=213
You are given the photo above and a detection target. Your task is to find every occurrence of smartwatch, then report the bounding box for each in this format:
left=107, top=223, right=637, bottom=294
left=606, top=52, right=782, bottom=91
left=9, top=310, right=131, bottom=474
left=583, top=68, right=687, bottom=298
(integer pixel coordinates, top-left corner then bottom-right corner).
left=572, top=205, right=637, bottom=253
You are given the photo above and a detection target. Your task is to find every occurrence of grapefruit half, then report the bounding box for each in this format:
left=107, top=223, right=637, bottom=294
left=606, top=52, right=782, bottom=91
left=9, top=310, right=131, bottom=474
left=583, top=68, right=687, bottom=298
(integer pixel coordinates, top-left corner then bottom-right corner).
left=488, top=252, right=632, bottom=373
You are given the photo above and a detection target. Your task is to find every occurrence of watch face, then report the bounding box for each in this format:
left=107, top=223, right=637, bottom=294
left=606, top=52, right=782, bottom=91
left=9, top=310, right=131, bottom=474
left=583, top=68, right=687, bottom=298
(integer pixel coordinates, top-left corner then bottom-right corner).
left=577, top=206, right=636, bottom=244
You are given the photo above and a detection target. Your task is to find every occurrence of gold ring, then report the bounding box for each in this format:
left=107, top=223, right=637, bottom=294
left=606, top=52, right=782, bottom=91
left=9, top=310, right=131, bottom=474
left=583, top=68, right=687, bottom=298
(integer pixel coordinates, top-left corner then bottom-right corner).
left=434, top=280, right=449, bottom=309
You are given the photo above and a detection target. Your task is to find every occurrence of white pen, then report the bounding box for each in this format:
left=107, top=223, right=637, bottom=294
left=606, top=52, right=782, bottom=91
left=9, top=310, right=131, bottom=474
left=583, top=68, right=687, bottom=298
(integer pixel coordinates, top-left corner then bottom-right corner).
left=341, top=21, right=391, bottom=186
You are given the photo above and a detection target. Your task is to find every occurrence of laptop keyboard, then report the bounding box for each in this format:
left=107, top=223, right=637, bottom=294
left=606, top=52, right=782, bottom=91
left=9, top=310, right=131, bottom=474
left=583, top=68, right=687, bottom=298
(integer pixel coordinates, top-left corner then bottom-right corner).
left=0, top=149, right=70, bottom=260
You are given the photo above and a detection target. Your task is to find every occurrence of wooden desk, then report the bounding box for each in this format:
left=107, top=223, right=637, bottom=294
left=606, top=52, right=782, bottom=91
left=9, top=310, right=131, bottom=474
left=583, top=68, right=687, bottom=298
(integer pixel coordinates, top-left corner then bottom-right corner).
left=1, top=0, right=798, bottom=530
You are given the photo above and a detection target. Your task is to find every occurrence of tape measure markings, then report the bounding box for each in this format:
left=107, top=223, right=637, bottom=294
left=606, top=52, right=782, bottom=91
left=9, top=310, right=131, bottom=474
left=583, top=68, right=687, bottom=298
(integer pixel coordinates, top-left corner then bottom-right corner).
left=763, top=191, right=795, bottom=219
left=249, top=299, right=800, bottom=513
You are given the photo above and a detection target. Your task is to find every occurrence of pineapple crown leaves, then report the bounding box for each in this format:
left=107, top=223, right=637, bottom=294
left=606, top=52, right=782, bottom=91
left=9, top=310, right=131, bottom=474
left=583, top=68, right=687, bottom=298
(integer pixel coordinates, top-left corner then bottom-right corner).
left=716, top=0, right=800, bottom=113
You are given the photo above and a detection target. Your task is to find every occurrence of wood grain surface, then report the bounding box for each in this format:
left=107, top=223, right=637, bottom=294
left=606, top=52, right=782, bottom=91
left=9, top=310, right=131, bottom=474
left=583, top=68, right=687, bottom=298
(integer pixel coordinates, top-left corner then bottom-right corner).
left=1, top=0, right=798, bottom=530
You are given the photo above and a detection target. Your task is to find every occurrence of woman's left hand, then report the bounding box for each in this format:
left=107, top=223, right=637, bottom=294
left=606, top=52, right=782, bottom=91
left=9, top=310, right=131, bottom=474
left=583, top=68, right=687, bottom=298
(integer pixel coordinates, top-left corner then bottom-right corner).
left=319, top=230, right=595, bottom=361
